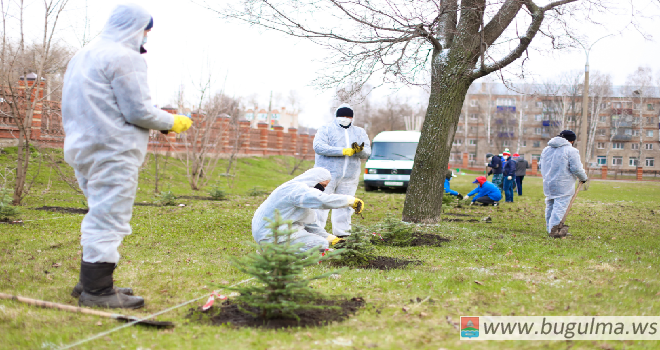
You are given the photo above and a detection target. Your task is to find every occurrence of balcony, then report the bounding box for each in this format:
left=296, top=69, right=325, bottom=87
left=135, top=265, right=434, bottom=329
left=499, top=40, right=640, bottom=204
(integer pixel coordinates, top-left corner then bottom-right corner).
left=542, top=120, right=561, bottom=127
left=497, top=132, right=514, bottom=138
left=496, top=106, right=516, bottom=113
left=613, top=121, right=633, bottom=127
left=611, top=108, right=633, bottom=115
left=612, top=135, right=632, bottom=141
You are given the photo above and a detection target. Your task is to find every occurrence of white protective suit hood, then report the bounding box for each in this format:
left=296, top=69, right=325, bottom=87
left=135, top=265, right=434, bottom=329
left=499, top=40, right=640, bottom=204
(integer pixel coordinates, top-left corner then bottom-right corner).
left=540, top=136, right=587, bottom=200
left=100, top=3, right=151, bottom=52
left=547, top=136, right=571, bottom=148
left=252, top=168, right=351, bottom=244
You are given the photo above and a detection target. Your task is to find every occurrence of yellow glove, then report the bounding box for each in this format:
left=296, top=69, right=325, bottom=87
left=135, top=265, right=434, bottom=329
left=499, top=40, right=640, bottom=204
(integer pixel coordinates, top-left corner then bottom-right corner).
left=342, top=148, right=356, bottom=156
left=351, top=198, right=364, bottom=214
left=170, top=115, right=192, bottom=134
left=326, top=234, right=345, bottom=246
left=351, top=142, right=365, bottom=154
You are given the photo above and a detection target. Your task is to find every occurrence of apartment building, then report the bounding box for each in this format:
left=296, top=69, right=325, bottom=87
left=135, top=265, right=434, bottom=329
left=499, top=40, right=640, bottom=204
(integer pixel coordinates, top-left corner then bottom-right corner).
left=450, top=83, right=660, bottom=171
left=243, top=107, right=299, bottom=131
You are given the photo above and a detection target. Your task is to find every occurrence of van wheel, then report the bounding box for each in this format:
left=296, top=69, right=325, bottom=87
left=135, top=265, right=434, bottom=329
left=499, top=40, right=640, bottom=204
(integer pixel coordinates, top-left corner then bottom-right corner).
left=364, top=183, right=376, bottom=191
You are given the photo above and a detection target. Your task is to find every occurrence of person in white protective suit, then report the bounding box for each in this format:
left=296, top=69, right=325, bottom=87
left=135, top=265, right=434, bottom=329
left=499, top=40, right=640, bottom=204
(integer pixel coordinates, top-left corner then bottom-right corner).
left=252, top=168, right=365, bottom=251
left=62, top=3, right=192, bottom=309
left=314, top=104, right=371, bottom=237
left=540, top=130, right=588, bottom=237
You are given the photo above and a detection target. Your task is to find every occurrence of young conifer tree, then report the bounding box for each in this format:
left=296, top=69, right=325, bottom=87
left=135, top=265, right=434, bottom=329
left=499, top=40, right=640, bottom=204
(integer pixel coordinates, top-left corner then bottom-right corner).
left=333, top=224, right=376, bottom=267
left=226, top=210, right=343, bottom=319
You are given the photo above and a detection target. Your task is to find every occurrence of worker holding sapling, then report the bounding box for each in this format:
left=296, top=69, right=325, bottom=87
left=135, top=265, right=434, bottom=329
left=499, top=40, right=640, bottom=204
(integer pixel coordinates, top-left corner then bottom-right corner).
left=540, top=130, right=588, bottom=235
left=252, top=168, right=365, bottom=252
left=314, top=104, right=371, bottom=237
left=464, top=176, right=502, bottom=206
left=444, top=171, right=463, bottom=200
left=61, top=4, right=192, bottom=309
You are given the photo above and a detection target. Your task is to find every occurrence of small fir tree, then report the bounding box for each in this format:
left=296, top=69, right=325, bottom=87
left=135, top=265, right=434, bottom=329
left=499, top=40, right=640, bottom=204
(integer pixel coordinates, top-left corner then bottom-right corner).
left=0, top=188, right=19, bottom=220
left=333, top=224, right=376, bottom=266
left=371, top=215, right=415, bottom=247
left=224, top=210, right=343, bottom=319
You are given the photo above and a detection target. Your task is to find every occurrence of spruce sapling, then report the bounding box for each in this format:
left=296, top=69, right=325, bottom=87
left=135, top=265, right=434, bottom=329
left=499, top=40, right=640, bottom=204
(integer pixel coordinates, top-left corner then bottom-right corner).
left=0, top=188, right=19, bottom=220
left=333, top=224, right=376, bottom=266
left=371, top=215, right=415, bottom=247
left=224, top=210, right=343, bottom=319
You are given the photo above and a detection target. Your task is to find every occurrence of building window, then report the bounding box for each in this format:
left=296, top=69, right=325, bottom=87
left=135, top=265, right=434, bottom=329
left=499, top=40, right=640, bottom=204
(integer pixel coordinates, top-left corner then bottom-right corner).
left=496, top=98, right=515, bottom=106
left=613, top=102, right=622, bottom=109
left=597, top=142, right=605, bottom=149
left=453, top=138, right=462, bottom=145
left=645, top=143, right=654, bottom=150
left=469, top=126, right=477, bottom=133
left=597, top=156, right=607, bottom=166
left=632, top=143, right=640, bottom=150
left=629, top=157, right=638, bottom=166
left=470, top=113, right=478, bottom=120
left=503, top=140, right=510, bottom=147
left=599, top=116, right=606, bottom=123
left=612, top=156, right=623, bottom=166
left=648, top=103, right=654, bottom=111
left=457, top=126, right=464, bottom=132
left=647, top=130, right=654, bottom=137
left=612, top=143, right=624, bottom=150
left=625, top=129, right=632, bottom=136
left=535, top=114, right=543, bottom=121
left=535, top=127, right=542, bottom=135
left=522, top=140, right=527, bottom=147
left=566, top=115, right=576, bottom=122
left=646, top=157, right=655, bottom=167
left=469, top=153, right=476, bottom=161
left=633, top=129, right=641, bottom=136
left=533, top=141, right=541, bottom=148
left=522, top=114, right=528, bottom=121
left=600, top=103, right=607, bottom=109
left=597, top=129, right=606, bottom=136
left=245, top=113, right=255, bottom=121
left=536, top=102, right=543, bottom=108
left=532, top=154, right=541, bottom=162
left=469, top=139, right=477, bottom=145
left=470, top=100, right=478, bottom=107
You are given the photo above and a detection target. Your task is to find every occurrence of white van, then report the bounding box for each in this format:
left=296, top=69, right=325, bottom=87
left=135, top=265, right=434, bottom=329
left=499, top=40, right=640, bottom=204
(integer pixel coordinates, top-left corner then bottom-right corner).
left=363, top=130, right=420, bottom=191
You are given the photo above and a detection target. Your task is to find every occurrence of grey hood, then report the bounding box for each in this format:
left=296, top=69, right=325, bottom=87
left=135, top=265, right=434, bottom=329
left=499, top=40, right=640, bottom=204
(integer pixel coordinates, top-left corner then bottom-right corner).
left=100, top=3, right=151, bottom=53
left=548, top=136, right=571, bottom=148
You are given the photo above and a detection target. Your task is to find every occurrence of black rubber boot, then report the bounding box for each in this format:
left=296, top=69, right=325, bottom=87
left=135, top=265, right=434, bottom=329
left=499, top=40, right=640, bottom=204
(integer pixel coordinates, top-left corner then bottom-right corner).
left=70, top=261, right=134, bottom=298
left=78, top=261, right=144, bottom=309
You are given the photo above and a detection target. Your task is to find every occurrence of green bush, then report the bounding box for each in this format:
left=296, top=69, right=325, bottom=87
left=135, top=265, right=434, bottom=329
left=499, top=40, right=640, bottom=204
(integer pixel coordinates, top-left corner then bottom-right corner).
left=221, top=210, right=342, bottom=319
left=157, top=190, right=177, bottom=206
left=208, top=185, right=227, bottom=200
left=0, top=188, right=19, bottom=220
left=333, top=225, right=376, bottom=266
left=247, top=186, right=267, bottom=197
left=371, top=215, right=415, bottom=247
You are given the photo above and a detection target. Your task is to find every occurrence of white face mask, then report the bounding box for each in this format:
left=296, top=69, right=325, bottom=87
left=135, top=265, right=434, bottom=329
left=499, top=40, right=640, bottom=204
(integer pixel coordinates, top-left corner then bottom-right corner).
left=142, top=36, right=148, bottom=46
left=337, top=117, right=352, bottom=127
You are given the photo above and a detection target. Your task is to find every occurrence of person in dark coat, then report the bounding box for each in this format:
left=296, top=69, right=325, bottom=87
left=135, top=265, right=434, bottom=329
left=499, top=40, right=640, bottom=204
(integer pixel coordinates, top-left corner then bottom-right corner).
left=502, top=154, right=517, bottom=202
left=488, top=154, right=503, bottom=190
left=513, top=154, right=530, bottom=196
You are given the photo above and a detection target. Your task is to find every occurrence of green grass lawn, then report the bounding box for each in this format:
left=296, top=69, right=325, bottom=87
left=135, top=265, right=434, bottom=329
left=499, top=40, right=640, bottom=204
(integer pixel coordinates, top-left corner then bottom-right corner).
left=1, top=149, right=660, bottom=349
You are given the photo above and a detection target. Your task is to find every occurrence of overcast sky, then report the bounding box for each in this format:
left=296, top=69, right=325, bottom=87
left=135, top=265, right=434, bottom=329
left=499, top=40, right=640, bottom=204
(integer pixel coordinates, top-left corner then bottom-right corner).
left=16, top=0, right=660, bottom=128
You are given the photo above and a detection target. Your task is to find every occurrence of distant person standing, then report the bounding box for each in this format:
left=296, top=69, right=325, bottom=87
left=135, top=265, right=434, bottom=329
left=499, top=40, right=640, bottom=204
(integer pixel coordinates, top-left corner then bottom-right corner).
left=540, top=130, right=588, bottom=236
left=313, top=104, right=371, bottom=237
left=502, top=153, right=517, bottom=203
left=513, top=154, right=530, bottom=196
left=487, top=154, right=503, bottom=190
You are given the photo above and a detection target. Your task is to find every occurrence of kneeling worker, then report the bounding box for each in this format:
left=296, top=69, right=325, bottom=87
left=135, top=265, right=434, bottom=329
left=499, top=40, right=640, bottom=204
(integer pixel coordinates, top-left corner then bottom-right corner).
left=464, top=176, right=502, bottom=206
left=252, top=168, right=364, bottom=252
left=444, top=171, right=463, bottom=200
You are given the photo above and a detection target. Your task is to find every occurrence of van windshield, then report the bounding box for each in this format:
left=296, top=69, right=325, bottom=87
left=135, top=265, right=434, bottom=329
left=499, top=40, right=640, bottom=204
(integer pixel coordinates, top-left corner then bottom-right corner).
left=370, top=142, right=418, bottom=161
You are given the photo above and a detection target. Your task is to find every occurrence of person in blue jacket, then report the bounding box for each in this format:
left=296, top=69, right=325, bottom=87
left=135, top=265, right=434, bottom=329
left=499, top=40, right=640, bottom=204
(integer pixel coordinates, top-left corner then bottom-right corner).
left=444, top=171, right=463, bottom=200
left=487, top=154, right=503, bottom=190
left=502, top=154, right=517, bottom=203
left=464, top=176, right=502, bottom=206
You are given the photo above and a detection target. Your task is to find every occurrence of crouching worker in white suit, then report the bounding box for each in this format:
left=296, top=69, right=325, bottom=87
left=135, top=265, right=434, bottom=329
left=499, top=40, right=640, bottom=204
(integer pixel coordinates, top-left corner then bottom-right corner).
left=252, top=168, right=365, bottom=252
left=62, top=4, right=192, bottom=309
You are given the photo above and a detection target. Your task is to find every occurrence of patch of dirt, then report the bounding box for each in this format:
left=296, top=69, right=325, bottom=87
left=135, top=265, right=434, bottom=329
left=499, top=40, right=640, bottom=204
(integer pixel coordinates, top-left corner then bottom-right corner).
left=178, top=195, right=224, bottom=201
left=0, top=218, right=23, bottom=225
left=444, top=218, right=481, bottom=223
left=134, top=203, right=161, bottom=207
left=410, top=233, right=450, bottom=247
left=188, top=297, right=364, bottom=329
left=360, top=256, right=420, bottom=270
left=33, top=206, right=88, bottom=214
left=443, top=213, right=477, bottom=217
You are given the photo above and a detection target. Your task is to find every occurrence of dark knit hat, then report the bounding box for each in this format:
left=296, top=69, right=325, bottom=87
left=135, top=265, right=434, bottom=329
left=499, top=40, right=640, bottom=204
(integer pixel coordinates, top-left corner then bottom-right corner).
left=145, top=17, right=153, bottom=30
left=558, top=130, right=576, bottom=142
left=336, top=107, right=353, bottom=118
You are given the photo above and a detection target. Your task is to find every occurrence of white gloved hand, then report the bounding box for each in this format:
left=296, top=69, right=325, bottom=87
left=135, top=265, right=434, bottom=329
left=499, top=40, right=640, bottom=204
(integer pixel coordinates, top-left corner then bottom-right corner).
left=507, top=176, right=512, bottom=180
left=464, top=195, right=470, bottom=201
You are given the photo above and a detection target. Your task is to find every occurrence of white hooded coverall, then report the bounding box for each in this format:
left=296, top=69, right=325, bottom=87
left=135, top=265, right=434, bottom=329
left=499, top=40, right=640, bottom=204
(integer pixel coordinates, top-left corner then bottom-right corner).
left=313, top=110, right=371, bottom=236
left=62, top=4, right=174, bottom=263
left=252, top=168, right=355, bottom=251
left=539, top=137, right=588, bottom=233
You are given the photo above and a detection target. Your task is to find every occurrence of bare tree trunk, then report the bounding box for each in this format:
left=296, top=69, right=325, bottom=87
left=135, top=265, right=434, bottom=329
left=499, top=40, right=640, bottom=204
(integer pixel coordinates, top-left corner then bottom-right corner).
left=154, top=152, right=160, bottom=194
left=403, top=66, right=471, bottom=223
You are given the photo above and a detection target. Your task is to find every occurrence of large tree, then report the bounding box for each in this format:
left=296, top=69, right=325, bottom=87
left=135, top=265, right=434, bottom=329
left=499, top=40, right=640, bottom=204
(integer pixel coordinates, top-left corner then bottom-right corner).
left=205, top=0, right=612, bottom=222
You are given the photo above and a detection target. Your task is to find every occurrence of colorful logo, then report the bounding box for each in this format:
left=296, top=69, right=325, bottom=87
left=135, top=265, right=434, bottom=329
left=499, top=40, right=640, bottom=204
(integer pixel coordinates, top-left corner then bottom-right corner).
left=461, top=316, right=479, bottom=338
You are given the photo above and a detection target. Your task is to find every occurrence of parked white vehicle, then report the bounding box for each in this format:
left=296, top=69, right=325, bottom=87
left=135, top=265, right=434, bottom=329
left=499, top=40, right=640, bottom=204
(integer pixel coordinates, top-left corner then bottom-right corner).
left=363, top=130, right=420, bottom=191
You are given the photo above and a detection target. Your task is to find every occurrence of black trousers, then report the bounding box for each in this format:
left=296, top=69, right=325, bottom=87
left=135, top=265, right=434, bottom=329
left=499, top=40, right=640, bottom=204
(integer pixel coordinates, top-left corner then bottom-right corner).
left=475, top=196, right=496, bottom=205
left=516, top=175, right=525, bottom=195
